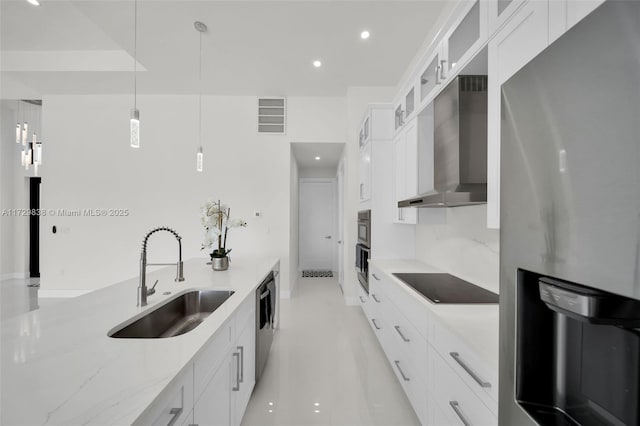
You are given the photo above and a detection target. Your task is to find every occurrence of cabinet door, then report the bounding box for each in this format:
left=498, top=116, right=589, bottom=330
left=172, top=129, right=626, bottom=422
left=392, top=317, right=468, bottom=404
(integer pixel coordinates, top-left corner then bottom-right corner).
left=444, top=0, right=486, bottom=76
left=549, top=0, right=606, bottom=43
left=393, top=132, right=406, bottom=224
left=402, top=120, right=418, bottom=224
left=193, top=357, right=232, bottom=426
left=486, top=0, right=548, bottom=229
left=233, top=318, right=256, bottom=426
left=359, top=143, right=372, bottom=202
left=488, top=0, right=526, bottom=34
left=420, top=45, right=446, bottom=104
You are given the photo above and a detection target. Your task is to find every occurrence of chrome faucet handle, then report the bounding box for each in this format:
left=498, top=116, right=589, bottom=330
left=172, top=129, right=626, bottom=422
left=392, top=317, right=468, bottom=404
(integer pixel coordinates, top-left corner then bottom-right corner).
left=147, top=279, right=159, bottom=296
left=176, top=261, right=185, bottom=282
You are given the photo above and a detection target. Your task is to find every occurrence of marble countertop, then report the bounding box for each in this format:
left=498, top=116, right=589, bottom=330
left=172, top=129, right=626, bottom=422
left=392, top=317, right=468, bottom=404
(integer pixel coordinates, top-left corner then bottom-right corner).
left=0, top=256, right=278, bottom=426
left=369, top=259, right=499, bottom=371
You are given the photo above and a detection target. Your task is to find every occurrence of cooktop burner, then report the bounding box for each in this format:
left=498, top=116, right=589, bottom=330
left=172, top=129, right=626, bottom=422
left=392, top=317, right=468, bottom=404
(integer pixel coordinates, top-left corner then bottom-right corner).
left=392, top=273, right=499, bottom=304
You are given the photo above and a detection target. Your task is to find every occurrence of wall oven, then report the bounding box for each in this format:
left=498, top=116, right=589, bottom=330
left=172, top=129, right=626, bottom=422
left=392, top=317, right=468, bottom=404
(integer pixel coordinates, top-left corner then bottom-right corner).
left=355, top=243, right=369, bottom=293
left=357, top=210, right=371, bottom=247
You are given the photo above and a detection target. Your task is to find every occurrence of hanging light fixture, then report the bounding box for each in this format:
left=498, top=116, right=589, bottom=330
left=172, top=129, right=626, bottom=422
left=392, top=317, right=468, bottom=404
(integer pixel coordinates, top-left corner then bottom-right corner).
left=194, top=21, right=207, bottom=172
left=130, top=0, right=140, bottom=148
left=17, top=100, right=43, bottom=175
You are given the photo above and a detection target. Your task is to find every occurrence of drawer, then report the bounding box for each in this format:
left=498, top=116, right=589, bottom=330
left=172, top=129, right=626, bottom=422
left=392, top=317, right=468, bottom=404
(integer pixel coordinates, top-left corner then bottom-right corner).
left=387, top=343, right=428, bottom=426
left=387, top=303, right=428, bottom=380
left=432, top=321, right=498, bottom=410
left=135, top=366, right=194, bottom=426
left=431, top=346, right=497, bottom=426
left=234, top=292, right=255, bottom=339
left=194, top=319, right=233, bottom=399
left=376, top=271, right=431, bottom=341
left=357, top=282, right=371, bottom=318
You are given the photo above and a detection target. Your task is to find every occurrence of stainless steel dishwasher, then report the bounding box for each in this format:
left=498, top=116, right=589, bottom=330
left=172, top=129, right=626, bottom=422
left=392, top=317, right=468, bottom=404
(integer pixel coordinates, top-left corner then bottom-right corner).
left=255, top=272, right=276, bottom=381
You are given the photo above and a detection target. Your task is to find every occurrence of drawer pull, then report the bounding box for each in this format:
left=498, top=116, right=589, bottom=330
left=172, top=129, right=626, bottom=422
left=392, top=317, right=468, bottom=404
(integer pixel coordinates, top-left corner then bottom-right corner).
left=394, top=325, right=410, bottom=342
left=238, top=345, right=244, bottom=383
left=168, top=407, right=183, bottom=426
left=449, top=401, right=471, bottom=426
left=371, top=293, right=381, bottom=303
left=359, top=296, right=366, bottom=303
left=449, top=352, right=491, bottom=388
left=371, top=318, right=381, bottom=330
left=232, top=352, right=241, bottom=391
left=372, top=274, right=380, bottom=281
left=394, top=360, right=410, bottom=381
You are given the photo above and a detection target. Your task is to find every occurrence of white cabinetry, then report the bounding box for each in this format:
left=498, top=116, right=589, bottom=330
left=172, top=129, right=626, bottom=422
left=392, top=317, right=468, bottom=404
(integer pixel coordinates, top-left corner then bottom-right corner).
left=393, top=119, right=418, bottom=224
left=194, top=357, right=232, bottom=426
left=359, top=142, right=372, bottom=202
left=365, top=263, right=498, bottom=426
left=137, top=368, right=194, bottom=426
left=486, top=0, right=548, bottom=228
left=138, top=291, right=258, bottom=426
left=549, top=0, right=606, bottom=43
left=443, top=0, right=487, bottom=79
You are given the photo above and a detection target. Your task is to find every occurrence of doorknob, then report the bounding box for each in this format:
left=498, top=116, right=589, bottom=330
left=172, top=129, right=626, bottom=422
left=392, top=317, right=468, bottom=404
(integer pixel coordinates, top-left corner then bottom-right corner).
left=325, top=236, right=332, bottom=239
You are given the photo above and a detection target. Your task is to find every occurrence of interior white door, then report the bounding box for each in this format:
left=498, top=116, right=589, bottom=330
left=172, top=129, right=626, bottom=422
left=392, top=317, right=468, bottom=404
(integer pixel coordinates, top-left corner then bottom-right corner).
left=299, top=179, right=335, bottom=270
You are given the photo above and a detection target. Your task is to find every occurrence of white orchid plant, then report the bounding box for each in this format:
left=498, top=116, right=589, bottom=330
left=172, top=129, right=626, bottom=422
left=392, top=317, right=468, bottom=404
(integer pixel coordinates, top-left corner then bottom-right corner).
left=200, top=200, right=247, bottom=258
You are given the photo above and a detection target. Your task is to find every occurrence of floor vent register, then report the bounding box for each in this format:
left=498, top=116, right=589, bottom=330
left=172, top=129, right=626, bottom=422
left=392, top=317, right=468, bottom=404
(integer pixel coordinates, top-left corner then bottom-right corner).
left=302, top=270, right=333, bottom=278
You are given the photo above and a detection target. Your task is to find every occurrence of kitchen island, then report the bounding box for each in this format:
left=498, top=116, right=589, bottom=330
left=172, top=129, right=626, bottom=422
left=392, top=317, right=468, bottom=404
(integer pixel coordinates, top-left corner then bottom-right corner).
left=0, top=257, right=279, bottom=425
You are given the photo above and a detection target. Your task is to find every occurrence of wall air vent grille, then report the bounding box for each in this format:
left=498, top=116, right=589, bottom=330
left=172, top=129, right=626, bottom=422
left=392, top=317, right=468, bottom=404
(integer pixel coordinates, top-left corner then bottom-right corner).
left=459, top=75, right=488, bottom=92
left=258, top=98, right=286, bottom=134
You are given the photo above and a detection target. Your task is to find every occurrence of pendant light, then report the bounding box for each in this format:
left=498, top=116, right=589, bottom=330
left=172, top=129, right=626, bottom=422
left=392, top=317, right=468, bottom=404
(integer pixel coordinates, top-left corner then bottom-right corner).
left=17, top=100, right=43, bottom=175
left=130, top=0, right=140, bottom=148
left=194, top=21, right=207, bottom=172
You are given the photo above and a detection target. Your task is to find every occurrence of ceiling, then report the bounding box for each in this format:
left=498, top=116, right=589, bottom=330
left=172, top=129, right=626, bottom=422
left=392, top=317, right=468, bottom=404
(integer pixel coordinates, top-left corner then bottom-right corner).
left=292, top=142, right=344, bottom=170
left=0, top=0, right=449, bottom=97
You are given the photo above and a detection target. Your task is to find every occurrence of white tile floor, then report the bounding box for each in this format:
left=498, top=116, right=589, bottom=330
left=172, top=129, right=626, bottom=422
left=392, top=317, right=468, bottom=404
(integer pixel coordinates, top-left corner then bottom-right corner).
left=1, top=275, right=418, bottom=425
left=242, top=276, right=419, bottom=426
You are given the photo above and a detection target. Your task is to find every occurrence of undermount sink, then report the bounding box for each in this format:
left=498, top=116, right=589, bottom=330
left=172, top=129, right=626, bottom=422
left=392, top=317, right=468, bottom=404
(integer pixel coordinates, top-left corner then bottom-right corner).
left=109, top=289, right=235, bottom=338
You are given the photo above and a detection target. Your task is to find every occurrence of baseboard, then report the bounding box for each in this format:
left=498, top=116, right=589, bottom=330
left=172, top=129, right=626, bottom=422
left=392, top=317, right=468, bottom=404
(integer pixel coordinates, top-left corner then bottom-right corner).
left=38, top=289, right=93, bottom=298
left=1, top=272, right=28, bottom=281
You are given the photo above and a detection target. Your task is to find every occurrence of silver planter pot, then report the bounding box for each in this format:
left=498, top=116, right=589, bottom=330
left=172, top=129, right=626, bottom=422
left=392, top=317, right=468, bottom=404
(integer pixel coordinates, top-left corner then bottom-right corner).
left=211, top=256, right=229, bottom=271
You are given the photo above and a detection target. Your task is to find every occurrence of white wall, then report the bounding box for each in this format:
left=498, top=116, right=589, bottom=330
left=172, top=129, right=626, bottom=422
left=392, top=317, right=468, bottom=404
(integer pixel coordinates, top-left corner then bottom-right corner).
left=415, top=205, right=499, bottom=293
left=343, top=86, right=395, bottom=304
left=39, top=94, right=346, bottom=296
left=287, top=148, right=299, bottom=298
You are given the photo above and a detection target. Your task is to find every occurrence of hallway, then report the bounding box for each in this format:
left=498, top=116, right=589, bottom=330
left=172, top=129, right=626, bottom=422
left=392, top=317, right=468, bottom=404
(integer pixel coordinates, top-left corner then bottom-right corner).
left=242, top=276, right=419, bottom=426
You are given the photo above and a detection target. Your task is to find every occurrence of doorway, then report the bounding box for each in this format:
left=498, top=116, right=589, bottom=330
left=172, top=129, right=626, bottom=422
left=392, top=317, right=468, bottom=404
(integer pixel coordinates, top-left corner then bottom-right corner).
left=29, top=177, right=41, bottom=278
left=299, top=178, right=335, bottom=271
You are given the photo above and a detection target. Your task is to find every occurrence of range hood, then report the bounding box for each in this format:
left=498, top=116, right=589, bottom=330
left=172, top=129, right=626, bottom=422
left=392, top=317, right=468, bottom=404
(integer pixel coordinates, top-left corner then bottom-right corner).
left=399, top=75, right=488, bottom=208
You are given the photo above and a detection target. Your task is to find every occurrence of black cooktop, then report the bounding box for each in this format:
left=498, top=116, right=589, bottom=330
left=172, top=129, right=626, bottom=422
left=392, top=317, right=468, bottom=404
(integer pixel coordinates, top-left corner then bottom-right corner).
left=392, top=273, right=499, bottom=304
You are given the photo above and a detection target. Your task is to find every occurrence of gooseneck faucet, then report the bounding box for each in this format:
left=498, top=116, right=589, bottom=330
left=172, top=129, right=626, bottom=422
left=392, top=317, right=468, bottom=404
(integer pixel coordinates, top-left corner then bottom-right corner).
left=138, top=227, right=185, bottom=307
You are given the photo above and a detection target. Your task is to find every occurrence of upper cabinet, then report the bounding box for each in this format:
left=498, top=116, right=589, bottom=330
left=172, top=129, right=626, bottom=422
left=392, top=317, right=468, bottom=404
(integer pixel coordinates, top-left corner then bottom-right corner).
left=359, top=105, right=394, bottom=205
left=420, top=46, right=447, bottom=106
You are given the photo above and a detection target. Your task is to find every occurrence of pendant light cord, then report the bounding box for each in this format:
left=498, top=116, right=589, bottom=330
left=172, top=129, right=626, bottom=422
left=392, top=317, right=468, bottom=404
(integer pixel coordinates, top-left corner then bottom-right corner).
left=198, top=29, right=202, bottom=149
left=133, top=0, right=137, bottom=110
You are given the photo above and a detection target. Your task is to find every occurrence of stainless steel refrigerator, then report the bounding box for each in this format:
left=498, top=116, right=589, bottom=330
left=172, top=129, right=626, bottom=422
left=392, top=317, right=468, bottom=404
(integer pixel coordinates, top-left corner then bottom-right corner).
left=499, top=1, right=640, bottom=425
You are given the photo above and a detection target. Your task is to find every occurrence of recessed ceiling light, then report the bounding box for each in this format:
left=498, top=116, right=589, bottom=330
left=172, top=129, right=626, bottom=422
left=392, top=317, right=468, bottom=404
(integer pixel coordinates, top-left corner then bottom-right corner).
left=360, top=30, right=370, bottom=40
left=313, top=60, right=322, bottom=68
left=26, top=0, right=40, bottom=5
left=315, top=156, right=321, bottom=160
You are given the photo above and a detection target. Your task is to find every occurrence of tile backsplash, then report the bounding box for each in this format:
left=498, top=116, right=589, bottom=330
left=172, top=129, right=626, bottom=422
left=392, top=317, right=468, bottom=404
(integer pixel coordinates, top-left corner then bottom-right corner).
left=415, top=205, right=499, bottom=294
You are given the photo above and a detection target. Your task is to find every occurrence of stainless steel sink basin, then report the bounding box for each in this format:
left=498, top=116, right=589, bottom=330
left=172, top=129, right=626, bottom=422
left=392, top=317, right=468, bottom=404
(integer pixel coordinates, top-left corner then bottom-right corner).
left=109, top=289, right=235, bottom=338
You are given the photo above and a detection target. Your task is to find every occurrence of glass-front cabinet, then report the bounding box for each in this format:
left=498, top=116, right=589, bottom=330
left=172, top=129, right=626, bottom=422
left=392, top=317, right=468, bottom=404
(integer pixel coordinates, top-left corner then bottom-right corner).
left=420, top=47, right=446, bottom=103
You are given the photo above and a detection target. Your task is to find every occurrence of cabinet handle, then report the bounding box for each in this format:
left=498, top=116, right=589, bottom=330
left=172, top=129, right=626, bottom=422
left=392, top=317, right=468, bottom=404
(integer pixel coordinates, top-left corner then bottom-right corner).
left=232, top=352, right=240, bottom=391
left=238, top=345, right=244, bottom=383
left=371, top=293, right=381, bottom=303
left=394, top=360, right=410, bottom=381
left=371, top=318, right=381, bottom=330
left=449, top=352, right=491, bottom=388
left=440, top=59, right=447, bottom=79
left=435, top=65, right=441, bottom=85
left=394, top=325, right=410, bottom=342
left=360, top=183, right=364, bottom=199
left=168, top=408, right=183, bottom=426
left=371, top=274, right=380, bottom=281
left=449, top=401, right=471, bottom=426
left=359, top=296, right=366, bottom=303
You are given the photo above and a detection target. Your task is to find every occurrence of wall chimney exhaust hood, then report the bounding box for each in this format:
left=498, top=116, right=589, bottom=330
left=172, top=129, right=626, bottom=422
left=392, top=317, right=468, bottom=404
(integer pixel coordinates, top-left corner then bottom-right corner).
left=399, top=75, right=488, bottom=208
